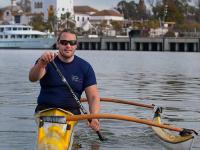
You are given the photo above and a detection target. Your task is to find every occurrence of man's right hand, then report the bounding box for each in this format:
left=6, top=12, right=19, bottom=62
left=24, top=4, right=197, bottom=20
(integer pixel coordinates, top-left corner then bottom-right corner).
left=29, top=51, right=58, bottom=82
left=38, top=51, right=58, bottom=67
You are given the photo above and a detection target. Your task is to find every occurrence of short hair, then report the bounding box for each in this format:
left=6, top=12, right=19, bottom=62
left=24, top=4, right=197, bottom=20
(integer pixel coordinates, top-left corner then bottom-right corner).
left=57, top=29, right=77, bottom=42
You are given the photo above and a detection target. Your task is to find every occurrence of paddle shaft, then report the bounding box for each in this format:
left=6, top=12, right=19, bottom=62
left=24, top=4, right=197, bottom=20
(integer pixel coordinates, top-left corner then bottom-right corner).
left=66, top=113, right=184, bottom=132
left=50, top=61, right=105, bottom=141
left=81, top=98, right=154, bottom=109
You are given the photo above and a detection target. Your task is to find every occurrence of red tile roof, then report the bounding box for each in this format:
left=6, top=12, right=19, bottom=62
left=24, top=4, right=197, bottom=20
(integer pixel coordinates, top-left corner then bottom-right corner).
left=92, top=10, right=123, bottom=17
left=74, top=6, right=98, bottom=14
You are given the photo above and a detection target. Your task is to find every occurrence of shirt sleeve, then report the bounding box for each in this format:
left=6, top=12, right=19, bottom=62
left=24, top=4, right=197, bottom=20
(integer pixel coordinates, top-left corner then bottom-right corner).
left=83, top=65, right=97, bottom=89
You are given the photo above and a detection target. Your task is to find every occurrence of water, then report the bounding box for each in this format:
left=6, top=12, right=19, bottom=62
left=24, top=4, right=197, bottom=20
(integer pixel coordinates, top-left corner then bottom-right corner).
left=0, top=50, right=199, bottom=150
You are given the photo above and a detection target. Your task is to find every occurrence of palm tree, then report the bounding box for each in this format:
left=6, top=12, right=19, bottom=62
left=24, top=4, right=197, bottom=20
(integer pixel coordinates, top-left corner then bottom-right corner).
left=60, top=12, right=76, bottom=30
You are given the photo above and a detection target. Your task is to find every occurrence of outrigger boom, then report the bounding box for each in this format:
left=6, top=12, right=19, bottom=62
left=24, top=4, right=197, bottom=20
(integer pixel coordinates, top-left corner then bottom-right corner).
left=64, top=113, right=192, bottom=133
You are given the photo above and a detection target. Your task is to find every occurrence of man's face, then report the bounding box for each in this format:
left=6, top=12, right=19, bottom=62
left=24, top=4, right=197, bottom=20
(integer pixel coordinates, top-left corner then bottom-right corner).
left=58, top=32, right=77, bottom=59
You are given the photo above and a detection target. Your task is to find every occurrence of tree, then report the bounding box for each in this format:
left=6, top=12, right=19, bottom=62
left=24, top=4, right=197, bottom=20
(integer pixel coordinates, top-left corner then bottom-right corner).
left=153, top=0, right=185, bottom=23
left=60, top=12, right=75, bottom=30
left=29, top=14, right=46, bottom=31
left=138, top=0, right=148, bottom=19
left=116, top=0, right=149, bottom=20
left=47, top=5, right=58, bottom=33
left=117, top=1, right=138, bottom=20
left=47, top=15, right=57, bottom=33
left=111, top=21, right=123, bottom=32
left=17, top=0, right=31, bottom=13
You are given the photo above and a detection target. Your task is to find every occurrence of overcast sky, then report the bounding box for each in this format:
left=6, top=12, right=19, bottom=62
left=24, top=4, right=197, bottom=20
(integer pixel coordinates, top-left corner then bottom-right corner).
left=1, top=0, right=132, bottom=10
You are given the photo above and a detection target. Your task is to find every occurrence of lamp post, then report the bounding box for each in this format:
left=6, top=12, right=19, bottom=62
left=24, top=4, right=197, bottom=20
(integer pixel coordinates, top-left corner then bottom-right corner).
left=161, top=4, right=168, bottom=51
left=162, top=4, right=168, bottom=29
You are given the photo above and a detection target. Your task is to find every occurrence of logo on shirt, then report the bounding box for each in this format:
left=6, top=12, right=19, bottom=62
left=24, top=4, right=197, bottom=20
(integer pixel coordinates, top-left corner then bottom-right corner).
left=71, top=75, right=83, bottom=83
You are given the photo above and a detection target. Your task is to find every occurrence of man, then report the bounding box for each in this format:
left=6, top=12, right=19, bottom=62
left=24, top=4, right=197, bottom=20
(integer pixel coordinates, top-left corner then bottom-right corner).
left=29, top=29, right=100, bottom=132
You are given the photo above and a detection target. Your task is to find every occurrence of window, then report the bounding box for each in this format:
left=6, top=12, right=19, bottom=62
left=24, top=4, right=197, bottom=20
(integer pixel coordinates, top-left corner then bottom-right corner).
left=11, top=35, right=15, bottom=39
left=15, top=16, right=21, bottom=24
left=17, top=35, right=22, bottom=38
left=34, top=2, right=37, bottom=8
left=77, top=16, right=79, bottom=21
left=6, top=11, right=9, bottom=16
left=62, top=8, right=65, bottom=11
left=31, top=35, right=38, bottom=38
left=6, top=28, right=11, bottom=31
left=39, top=2, right=43, bottom=8
left=24, top=35, right=30, bottom=38
left=0, top=35, right=3, bottom=38
left=88, top=17, right=89, bottom=20
left=82, top=17, right=84, bottom=22
left=34, top=2, right=43, bottom=8
left=13, top=27, right=17, bottom=30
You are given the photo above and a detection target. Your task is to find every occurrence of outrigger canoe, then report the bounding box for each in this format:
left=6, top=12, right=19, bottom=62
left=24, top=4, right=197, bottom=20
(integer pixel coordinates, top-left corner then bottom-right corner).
left=35, top=98, right=197, bottom=150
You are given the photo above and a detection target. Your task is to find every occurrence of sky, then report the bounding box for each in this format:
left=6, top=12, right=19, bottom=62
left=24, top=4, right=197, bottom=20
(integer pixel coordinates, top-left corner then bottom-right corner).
left=0, top=0, right=129, bottom=10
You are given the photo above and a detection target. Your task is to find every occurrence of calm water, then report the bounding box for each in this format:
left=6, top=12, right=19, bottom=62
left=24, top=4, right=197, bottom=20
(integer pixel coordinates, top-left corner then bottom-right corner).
left=0, top=50, right=199, bottom=150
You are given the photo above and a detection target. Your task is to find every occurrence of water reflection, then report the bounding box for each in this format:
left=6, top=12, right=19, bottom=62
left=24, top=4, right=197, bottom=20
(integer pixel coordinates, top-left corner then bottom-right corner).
left=0, top=50, right=200, bottom=149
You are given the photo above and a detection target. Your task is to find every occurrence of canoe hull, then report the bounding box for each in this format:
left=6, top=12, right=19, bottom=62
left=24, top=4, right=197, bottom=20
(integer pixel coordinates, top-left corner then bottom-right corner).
left=35, top=108, right=77, bottom=150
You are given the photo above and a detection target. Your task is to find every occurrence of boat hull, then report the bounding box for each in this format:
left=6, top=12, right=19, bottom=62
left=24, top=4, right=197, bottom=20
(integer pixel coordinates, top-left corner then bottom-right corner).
left=35, top=108, right=77, bottom=150
left=0, top=38, right=55, bottom=49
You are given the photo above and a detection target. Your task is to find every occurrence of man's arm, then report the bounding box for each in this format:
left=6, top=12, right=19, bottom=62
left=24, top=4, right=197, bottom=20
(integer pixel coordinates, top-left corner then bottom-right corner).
left=29, top=51, right=57, bottom=82
left=29, top=59, right=47, bottom=82
left=85, top=84, right=100, bottom=131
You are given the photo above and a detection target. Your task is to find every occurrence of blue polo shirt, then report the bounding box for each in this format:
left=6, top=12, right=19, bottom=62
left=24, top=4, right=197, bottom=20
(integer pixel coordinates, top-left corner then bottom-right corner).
left=37, top=55, right=97, bottom=109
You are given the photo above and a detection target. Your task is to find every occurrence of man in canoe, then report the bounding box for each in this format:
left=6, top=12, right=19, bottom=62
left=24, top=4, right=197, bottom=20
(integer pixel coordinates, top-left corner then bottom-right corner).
left=29, top=29, right=100, bottom=132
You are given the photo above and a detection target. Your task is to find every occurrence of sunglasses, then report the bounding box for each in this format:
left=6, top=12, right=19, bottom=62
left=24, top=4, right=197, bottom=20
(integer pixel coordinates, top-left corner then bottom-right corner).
left=59, top=40, right=77, bottom=46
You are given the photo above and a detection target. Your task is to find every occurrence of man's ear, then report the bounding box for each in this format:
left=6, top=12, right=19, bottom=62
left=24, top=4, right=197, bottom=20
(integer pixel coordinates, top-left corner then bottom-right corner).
left=56, top=42, right=59, bottom=49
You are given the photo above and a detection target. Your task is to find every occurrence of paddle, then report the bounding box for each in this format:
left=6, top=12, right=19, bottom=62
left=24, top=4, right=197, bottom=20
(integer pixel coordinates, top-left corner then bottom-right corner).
left=50, top=61, right=105, bottom=141
left=81, top=98, right=154, bottom=109
left=65, top=113, right=198, bottom=135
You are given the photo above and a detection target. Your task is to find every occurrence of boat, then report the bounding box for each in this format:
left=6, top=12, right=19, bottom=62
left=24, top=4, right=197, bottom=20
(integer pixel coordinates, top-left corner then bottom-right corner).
left=0, top=24, right=56, bottom=49
left=34, top=98, right=197, bottom=150
left=35, top=108, right=77, bottom=150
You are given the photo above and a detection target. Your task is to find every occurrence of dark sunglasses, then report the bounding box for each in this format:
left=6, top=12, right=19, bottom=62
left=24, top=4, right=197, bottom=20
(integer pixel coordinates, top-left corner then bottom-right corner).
left=59, top=40, right=77, bottom=46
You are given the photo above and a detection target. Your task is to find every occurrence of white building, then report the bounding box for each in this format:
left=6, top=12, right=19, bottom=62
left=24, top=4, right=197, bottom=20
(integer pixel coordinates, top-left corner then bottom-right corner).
left=90, top=10, right=124, bottom=24
left=31, top=0, right=74, bottom=21
left=0, top=0, right=25, bottom=24
left=74, top=6, right=124, bottom=31
left=74, top=6, right=98, bottom=28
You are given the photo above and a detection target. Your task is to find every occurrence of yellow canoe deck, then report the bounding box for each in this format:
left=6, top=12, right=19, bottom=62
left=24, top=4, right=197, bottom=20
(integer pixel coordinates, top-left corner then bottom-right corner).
left=35, top=108, right=77, bottom=150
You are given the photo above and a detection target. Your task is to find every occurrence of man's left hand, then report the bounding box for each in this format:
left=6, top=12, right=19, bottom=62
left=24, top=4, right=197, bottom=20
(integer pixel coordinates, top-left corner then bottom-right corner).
left=88, top=119, right=100, bottom=131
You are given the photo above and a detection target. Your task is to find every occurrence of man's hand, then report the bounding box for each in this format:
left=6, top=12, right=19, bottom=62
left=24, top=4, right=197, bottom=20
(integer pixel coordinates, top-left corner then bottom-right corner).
left=29, top=51, right=58, bottom=82
left=38, top=51, right=58, bottom=67
left=88, top=119, right=100, bottom=131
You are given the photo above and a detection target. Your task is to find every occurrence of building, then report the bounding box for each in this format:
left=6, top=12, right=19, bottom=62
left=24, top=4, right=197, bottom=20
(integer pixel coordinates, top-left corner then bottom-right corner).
left=31, top=0, right=74, bottom=21
left=74, top=6, right=124, bottom=32
left=74, top=6, right=98, bottom=28
left=0, top=0, right=23, bottom=24
left=90, top=9, right=124, bottom=24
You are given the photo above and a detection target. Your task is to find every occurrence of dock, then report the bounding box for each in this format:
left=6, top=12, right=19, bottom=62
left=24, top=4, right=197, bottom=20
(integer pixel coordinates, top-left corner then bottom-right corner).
left=77, top=36, right=199, bottom=52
